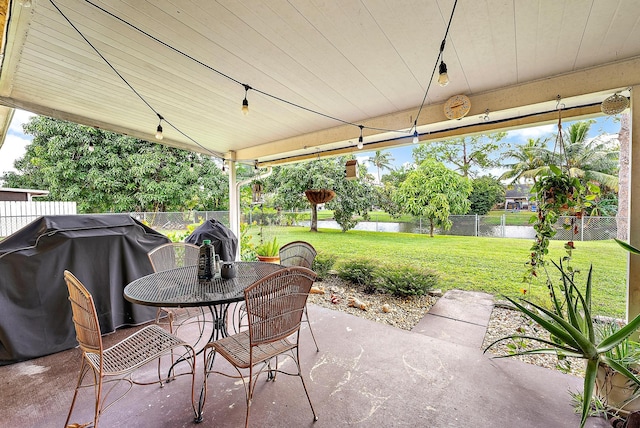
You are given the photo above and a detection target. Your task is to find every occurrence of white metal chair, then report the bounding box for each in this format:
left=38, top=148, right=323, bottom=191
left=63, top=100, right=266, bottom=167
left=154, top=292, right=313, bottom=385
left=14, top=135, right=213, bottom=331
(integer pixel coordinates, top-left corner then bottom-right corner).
left=202, top=267, right=318, bottom=427
left=63, top=270, right=196, bottom=428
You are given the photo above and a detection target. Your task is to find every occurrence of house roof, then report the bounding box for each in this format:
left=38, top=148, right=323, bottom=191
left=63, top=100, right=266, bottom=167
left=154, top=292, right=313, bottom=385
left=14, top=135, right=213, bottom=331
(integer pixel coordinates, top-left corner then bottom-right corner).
left=0, top=1, right=637, bottom=166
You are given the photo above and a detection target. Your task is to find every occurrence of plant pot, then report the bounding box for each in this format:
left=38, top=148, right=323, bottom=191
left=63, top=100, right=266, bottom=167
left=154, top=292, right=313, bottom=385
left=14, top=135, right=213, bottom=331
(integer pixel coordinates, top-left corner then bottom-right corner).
left=305, top=189, right=335, bottom=204
left=595, top=363, right=640, bottom=416
left=257, top=255, right=280, bottom=264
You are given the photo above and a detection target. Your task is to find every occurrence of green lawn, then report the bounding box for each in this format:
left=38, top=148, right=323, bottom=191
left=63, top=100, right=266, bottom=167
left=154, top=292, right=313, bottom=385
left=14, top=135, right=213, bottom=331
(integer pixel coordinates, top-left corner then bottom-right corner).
left=250, top=225, right=628, bottom=319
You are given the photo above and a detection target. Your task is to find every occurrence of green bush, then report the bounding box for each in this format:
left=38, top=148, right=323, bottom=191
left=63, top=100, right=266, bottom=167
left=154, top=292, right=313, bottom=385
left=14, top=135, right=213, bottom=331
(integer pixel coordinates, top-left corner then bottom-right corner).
left=312, top=252, right=337, bottom=280
left=337, top=259, right=378, bottom=293
left=379, top=266, right=438, bottom=297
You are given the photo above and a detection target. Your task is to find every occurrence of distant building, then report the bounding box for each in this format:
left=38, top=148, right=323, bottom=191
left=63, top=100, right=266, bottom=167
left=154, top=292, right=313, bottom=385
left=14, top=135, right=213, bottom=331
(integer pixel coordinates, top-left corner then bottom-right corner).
left=0, top=187, right=49, bottom=201
left=502, top=184, right=532, bottom=211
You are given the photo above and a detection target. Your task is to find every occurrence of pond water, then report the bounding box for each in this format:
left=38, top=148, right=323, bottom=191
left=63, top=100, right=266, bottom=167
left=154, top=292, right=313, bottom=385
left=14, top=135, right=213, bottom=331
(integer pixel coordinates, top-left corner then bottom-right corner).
left=297, top=220, right=537, bottom=239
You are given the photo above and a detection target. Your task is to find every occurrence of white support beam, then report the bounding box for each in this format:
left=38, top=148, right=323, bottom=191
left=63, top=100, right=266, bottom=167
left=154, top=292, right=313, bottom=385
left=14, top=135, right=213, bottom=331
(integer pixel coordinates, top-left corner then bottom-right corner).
left=628, top=86, right=640, bottom=325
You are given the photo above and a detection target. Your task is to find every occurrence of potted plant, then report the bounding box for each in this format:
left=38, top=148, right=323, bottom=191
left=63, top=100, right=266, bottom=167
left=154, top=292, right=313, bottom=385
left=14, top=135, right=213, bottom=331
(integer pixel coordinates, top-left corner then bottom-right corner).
left=484, top=259, right=640, bottom=428
left=255, top=237, right=280, bottom=263
left=527, top=165, right=592, bottom=279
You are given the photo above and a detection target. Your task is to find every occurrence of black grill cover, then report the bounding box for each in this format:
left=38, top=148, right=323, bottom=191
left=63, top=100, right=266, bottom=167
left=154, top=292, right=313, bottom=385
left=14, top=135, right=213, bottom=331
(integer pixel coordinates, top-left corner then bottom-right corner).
left=0, top=214, right=170, bottom=365
left=185, top=219, right=238, bottom=261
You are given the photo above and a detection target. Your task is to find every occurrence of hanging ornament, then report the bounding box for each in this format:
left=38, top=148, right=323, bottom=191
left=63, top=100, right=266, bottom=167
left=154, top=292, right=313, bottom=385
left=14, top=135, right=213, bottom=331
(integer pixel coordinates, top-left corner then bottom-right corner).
left=601, top=93, right=629, bottom=115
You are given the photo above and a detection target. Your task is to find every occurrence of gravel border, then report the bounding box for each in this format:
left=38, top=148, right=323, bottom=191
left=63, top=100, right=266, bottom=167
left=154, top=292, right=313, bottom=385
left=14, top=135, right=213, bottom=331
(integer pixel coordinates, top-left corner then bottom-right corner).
left=310, top=275, right=585, bottom=376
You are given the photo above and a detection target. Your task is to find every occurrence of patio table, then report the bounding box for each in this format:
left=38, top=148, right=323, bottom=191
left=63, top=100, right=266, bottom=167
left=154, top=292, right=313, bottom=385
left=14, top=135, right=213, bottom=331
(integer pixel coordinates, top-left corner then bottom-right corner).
left=124, top=261, right=285, bottom=422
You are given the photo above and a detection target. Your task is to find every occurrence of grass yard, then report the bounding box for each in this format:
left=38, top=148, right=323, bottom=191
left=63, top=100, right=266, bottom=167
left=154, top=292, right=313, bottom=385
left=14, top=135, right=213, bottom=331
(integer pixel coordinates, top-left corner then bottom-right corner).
left=249, top=225, right=628, bottom=319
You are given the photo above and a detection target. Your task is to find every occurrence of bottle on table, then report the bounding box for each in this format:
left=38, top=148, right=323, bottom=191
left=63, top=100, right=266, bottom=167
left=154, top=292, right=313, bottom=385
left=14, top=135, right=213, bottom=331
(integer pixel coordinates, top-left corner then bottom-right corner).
left=197, top=239, right=214, bottom=281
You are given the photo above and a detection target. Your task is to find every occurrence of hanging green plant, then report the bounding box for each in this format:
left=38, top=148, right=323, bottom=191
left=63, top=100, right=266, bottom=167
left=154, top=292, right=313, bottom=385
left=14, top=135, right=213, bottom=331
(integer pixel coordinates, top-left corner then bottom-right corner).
left=526, top=103, right=599, bottom=280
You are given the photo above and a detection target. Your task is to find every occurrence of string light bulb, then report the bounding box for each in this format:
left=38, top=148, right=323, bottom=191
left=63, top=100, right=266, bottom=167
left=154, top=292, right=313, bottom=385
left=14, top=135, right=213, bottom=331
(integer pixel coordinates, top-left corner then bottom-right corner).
left=155, top=114, right=164, bottom=140
left=412, top=129, right=419, bottom=144
left=221, top=159, right=226, bottom=172
left=88, top=141, right=95, bottom=152
left=242, top=84, right=251, bottom=116
left=438, top=61, right=449, bottom=87
left=357, top=126, right=364, bottom=149
left=189, top=162, right=194, bottom=172
left=254, top=160, right=259, bottom=171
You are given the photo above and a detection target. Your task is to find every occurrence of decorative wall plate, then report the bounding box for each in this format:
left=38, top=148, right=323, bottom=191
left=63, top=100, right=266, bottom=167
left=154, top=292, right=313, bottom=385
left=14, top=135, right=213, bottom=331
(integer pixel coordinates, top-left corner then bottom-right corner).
left=444, top=94, right=471, bottom=120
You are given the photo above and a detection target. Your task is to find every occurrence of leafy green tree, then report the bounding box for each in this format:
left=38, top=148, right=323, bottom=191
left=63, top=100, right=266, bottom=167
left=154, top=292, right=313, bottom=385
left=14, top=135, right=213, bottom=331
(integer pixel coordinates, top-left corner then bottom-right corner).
left=2, top=116, right=227, bottom=213
left=368, top=150, right=394, bottom=183
left=267, top=157, right=375, bottom=232
left=412, top=132, right=507, bottom=178
left=499, top=138, right=551, bottom=184
left=393, top=159, right=472, bottom=237
left=468, top=176, right=505, bottom=215
left=561, top=121, right=619, bottom=191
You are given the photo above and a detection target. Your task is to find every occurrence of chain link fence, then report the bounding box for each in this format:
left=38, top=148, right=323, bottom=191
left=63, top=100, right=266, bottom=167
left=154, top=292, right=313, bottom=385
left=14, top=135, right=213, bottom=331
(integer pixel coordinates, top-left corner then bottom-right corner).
left=0, top=209, right=623, bottom=241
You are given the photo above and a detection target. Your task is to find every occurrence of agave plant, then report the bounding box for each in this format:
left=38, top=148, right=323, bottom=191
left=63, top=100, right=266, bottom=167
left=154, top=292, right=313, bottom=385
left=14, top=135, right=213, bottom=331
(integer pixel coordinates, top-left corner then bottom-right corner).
left=485, top=259, right=640, bottom=428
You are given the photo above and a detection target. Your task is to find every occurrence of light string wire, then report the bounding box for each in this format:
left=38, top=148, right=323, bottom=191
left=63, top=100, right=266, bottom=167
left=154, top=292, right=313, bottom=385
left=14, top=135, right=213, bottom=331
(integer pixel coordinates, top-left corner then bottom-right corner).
left=80, top=0, right=457, bottom=141
left=48, top=0, right=225, bottom=159
left=51, top=0, right=459, bottom=159
left=79, top=0, right=411, bottom=137
left=414, top=0, right=459, bottom=132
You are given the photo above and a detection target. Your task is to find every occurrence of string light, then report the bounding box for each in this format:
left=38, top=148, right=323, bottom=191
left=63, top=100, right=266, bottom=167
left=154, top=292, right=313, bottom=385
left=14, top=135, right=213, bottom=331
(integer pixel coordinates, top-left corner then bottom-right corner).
left=56, top=0, right=461, bottom=163
left=155, top=114, right=164, bottom=140
left=254, top=160, right=259, bottom=170
left=88, top=141, right=95, bottom=152
left=242, top=84, right=251, bottom=116
left=437, top=40, right=449, bottom=87
left=412, top=130, right=419, bottom=144
left=189, top=162, right=194, bottom=172
left=221, top=159, right=226, bottom=172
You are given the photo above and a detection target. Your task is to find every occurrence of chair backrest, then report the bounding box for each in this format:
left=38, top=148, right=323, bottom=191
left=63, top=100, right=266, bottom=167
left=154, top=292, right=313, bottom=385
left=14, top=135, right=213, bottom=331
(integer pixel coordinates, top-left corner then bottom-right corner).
left=64, top=270, right=103, bottom=355
left=244, top=267, right=317, bottom=346
left=148, top=242, right=200, bottom=272
left=278, top=241, right=317, bottom=269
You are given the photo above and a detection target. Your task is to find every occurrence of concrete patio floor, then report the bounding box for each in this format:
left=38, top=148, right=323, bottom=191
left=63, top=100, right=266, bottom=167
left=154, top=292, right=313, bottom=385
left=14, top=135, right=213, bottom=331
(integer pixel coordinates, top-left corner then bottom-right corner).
left=1, top=295, right=610, bottom=428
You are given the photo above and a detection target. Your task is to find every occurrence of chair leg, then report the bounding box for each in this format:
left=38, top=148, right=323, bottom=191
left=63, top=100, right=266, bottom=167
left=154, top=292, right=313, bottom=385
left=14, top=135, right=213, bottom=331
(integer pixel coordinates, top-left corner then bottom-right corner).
left=303, top=305, right=320, bottom=352
left=296, top=347, right=318, bottom=422
left=65, top=358, right=88, bottom=427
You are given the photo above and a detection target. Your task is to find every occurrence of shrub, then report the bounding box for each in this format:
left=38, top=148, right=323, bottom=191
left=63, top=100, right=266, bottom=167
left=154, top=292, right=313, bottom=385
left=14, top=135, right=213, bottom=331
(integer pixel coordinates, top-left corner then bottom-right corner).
left=337, top=259, right=378, bottom=293
left=312, top=252, right=337, bottom=281
left=379, top=266, right=438, bottom=297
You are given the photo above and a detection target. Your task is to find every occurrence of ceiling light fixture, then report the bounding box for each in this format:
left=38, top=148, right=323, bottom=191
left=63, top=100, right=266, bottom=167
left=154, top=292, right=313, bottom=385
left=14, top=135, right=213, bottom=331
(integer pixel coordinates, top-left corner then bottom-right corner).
left=242, top=84, right=251, bottom=116
left=155, top=114, right=164, bottom=140
left=357, top=126, right=364, bottom=149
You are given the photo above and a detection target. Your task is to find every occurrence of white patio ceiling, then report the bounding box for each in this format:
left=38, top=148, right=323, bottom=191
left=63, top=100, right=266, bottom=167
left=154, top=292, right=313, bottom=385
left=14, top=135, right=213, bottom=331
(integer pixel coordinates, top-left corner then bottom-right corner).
left=0, top=0, right=639, bottom=166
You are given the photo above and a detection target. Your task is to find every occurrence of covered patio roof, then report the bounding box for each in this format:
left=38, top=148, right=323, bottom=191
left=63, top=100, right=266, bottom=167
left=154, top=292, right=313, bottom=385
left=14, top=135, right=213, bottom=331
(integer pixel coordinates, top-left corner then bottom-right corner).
left=0, top=0, right=640, bottom=321
left=0, top=0, right=637, bottom=165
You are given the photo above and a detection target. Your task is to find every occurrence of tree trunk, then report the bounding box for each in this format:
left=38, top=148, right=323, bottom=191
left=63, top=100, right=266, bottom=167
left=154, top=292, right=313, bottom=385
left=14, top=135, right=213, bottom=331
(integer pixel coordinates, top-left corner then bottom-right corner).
left=618, top=113, right=630, bottom=240
left=429, top=219, right=434, bottom=237
left=310, top=202, right=318, bottom=232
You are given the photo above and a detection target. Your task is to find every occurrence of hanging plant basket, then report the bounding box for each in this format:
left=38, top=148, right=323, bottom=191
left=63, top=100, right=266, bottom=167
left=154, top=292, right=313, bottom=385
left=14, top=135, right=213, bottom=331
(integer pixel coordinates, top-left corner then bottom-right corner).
left=305, top=189, right=335, bottom=204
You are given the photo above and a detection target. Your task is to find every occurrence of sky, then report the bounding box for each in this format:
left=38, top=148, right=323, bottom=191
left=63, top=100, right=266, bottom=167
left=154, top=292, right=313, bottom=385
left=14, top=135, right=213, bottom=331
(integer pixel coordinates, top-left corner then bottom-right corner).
left=0, top=110, right=622, bottom=182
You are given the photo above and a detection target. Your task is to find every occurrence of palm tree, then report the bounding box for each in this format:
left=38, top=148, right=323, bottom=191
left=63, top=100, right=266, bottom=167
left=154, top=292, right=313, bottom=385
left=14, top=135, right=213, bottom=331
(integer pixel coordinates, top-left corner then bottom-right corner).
left=499, top=138, right=550, bottom=184
left=561, top=121, right=619, bottom=191
left=368, top=150, right=394, bottom=183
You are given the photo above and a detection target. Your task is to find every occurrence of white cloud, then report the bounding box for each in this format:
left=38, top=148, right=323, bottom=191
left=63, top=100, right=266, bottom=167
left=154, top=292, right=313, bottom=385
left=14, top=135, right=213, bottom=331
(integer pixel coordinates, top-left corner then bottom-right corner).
left=0, top=109, right=35, bottom=175
left=506, top=124, right=555, bottom=141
